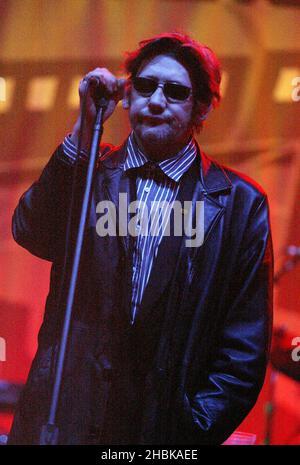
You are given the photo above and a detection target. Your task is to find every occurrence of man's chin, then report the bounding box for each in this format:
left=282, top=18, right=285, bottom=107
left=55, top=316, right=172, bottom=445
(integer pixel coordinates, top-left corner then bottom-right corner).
left=135, top=126, right=172, bottom=146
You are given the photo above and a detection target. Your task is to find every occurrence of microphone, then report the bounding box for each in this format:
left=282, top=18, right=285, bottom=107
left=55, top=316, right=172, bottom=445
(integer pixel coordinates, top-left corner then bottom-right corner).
left=83, top=76, right=126, bottom=101
left=83, top=76, right=110, bottom=103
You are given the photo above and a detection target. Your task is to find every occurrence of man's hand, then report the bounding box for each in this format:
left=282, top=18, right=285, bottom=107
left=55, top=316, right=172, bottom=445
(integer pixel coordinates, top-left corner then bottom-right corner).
left=70, top=68, right=126, bottom=151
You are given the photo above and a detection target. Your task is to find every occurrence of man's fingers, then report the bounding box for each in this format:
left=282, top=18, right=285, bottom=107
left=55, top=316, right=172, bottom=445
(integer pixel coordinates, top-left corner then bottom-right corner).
left=80, top=75, right=126, bottom=100
left=77, top=69, right=127, bottom=123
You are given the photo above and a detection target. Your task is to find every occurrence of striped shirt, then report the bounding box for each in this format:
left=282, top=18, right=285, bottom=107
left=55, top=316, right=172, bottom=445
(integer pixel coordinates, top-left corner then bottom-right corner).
left=62, top=132, right=197, bottom=323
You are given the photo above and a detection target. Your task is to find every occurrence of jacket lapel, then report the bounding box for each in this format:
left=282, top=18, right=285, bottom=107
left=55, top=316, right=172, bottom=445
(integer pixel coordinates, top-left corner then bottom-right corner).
left=100, top=142, right=135, bottom=256
left=99, top=142, right=137, bottom=323
left=136, top=147, right=233, bottom=325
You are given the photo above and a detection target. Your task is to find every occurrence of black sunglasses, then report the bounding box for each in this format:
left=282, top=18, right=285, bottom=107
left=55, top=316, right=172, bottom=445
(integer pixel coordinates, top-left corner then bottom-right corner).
left=132, top=76, right=192, bottom=102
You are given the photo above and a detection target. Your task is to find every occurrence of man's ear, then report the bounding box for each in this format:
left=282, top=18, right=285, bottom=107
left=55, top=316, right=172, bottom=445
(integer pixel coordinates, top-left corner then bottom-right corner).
left=193, top=102, right=213, bottom=125
left=122, top=83, right=131, bottom=109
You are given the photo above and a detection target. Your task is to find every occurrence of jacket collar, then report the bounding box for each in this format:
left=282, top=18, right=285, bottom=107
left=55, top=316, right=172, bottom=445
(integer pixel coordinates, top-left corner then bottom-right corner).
left=198, top=144, right=232, bottom=195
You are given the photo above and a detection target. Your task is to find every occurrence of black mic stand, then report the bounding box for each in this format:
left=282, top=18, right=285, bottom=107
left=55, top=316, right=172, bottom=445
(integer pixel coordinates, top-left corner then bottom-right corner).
left=39, top=96, right=108, bottom=445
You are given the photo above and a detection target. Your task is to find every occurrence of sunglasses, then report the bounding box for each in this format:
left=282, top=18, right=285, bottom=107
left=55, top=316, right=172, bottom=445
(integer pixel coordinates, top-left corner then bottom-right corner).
left=132, top=76, right=192, bottom=102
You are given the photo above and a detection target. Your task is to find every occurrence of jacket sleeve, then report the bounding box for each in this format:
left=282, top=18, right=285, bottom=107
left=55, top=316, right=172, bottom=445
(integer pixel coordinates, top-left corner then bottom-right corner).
left=179, top=195, right=273, bottom=444
left=12, top=145, right=84, bottom=261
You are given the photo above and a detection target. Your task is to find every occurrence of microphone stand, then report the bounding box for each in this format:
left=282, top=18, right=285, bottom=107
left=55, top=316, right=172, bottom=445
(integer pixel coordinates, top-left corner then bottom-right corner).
left=39, top=96, right=108, bottom=445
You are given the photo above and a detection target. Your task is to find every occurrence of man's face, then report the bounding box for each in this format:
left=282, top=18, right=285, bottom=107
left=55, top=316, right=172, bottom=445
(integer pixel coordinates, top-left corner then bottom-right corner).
left=125, top=54, right=196, bottom=159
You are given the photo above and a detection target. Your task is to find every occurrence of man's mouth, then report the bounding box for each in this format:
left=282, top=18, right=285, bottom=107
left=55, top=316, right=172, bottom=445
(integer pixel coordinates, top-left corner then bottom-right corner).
left=141, top=116, right=167, bottom=125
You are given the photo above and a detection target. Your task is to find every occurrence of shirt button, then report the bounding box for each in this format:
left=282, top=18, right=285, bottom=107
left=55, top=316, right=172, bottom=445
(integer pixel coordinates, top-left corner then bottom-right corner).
left=144, top=186, right=150, bottom=193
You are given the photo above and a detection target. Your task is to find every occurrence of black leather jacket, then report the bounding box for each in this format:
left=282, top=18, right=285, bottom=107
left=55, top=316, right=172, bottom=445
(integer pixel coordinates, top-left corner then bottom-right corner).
left=9, top=140, right=273, bottom=444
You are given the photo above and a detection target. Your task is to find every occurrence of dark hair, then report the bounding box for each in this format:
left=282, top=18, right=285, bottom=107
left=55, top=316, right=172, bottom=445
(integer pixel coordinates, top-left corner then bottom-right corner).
left=123, top=32, right=222, bottom=130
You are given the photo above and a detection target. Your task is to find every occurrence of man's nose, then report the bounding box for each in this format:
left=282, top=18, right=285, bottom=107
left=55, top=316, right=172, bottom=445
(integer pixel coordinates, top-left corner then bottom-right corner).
left=148, top=86, right=167, bottom=111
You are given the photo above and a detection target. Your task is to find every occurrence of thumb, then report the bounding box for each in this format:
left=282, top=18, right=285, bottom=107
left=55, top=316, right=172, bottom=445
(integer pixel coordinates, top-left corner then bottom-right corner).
left=115, top=78, right=127, bottom=101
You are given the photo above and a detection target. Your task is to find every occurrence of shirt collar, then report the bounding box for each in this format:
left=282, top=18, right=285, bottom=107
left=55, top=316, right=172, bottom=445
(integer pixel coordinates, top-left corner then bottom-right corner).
left=123, top=132, right=197, bottom=182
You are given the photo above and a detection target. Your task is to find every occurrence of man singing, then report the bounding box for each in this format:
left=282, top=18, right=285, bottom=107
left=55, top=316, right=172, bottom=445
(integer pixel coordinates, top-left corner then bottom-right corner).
left=9, top=32, right=273, bottom=445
